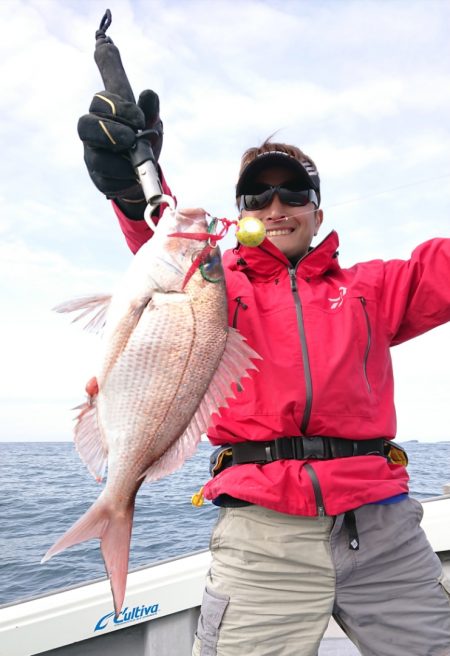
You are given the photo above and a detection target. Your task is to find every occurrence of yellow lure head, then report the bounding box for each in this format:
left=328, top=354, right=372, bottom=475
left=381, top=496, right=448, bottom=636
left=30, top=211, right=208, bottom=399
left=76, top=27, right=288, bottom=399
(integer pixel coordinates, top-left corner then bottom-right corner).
left=191, top=486, right=205, bottom=507
left=236, top=216, right=266, bottom=247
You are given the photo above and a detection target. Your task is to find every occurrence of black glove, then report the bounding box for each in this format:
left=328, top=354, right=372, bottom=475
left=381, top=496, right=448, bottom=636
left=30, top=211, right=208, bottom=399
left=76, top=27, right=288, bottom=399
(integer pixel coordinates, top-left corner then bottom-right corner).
left=77, top=89, right=163, bottom=219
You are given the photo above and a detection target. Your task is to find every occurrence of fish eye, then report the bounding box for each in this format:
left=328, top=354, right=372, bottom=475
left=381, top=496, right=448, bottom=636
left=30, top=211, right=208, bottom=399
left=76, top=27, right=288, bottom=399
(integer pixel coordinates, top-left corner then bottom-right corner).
left=200, top=248, right=223, bottom=283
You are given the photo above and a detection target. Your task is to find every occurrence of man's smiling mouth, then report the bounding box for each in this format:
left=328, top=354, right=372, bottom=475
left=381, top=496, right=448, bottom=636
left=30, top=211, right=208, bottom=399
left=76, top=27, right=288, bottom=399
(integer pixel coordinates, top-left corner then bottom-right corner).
left=266, top=228, right=294, bottom=237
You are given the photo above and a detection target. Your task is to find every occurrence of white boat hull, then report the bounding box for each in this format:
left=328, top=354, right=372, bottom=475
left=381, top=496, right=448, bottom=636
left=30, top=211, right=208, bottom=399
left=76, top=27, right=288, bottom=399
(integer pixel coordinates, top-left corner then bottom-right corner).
left=1, top=495, right=449, bottom=656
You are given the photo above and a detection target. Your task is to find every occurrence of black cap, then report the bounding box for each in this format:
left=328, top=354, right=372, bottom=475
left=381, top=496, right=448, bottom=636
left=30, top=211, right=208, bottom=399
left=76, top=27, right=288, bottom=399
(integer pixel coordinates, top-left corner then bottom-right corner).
left=236, top=150, right=321, bottom=205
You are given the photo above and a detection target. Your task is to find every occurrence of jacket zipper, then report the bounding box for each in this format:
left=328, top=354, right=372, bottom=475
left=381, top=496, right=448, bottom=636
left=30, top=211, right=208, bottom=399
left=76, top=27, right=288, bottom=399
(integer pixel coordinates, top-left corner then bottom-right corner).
left=304, top=463, right=325, bottom=517
left=289, top=269, right=324, bottom=517
left=232, top=297, right=248, bottom=328
left=359, top=297, right=372, bottom=392
left=288, top=268, right=313, bottom=434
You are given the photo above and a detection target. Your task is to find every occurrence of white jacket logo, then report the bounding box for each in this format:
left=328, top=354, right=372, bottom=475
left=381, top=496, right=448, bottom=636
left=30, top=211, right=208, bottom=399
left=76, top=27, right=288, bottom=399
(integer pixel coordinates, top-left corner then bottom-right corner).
left=328, top=287, right=347, bottom=310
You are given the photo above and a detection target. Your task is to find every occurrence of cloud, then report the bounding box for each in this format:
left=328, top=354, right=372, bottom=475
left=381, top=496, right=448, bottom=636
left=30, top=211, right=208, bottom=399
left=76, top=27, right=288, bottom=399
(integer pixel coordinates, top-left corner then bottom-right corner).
left=0, top=0, right=449, bottom=442
left=0, top=238, right=119, bottom=418
left=0, top=239, right=120, bottom=303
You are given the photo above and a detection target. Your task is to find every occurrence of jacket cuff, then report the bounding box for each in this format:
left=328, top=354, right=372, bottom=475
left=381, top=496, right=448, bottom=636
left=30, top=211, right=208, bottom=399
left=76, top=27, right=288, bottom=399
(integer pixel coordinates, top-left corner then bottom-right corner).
left=112, top=167, right=175, bottom=254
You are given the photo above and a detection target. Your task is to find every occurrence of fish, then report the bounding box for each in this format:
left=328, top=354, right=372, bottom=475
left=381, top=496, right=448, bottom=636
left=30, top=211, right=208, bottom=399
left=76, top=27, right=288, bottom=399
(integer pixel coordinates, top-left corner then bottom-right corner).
left=41, top=207, right=260, bottom=615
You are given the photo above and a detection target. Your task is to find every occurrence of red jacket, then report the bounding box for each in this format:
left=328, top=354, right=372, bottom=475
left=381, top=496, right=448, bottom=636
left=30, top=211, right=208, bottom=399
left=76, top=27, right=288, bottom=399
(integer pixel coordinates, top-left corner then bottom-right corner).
left=114, top=200, right=450, bottom=516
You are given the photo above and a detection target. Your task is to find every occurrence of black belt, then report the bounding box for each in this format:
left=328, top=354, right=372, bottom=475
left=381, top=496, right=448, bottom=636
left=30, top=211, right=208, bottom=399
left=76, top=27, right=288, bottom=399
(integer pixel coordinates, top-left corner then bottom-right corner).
left=231, top=436, right=387, bottom=465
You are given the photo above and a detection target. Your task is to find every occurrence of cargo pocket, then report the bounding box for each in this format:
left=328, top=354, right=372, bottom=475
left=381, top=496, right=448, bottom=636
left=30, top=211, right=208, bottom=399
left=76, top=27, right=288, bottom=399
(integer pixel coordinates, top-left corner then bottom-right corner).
left=409, top=496, right=424, bottom=523
left=209, top=508, right=233, bottom=552
left=195, top=586, right=230, bottom=656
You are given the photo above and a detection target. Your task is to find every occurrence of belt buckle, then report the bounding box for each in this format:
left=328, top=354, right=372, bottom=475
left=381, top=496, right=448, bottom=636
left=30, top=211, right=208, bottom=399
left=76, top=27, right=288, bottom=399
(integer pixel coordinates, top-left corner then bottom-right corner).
left=271, top=438, right=291, bottom=461
left=302, top=436, right=326, bottom=460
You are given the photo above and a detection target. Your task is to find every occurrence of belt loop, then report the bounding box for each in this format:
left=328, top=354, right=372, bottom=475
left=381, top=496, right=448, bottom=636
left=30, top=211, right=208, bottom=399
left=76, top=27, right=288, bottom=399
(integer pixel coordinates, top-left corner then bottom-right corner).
left=292, top=437, right=304, bottom=459
left=323, top=438, right=332, bottom=459
left=264, top=444, right=273, bottom=463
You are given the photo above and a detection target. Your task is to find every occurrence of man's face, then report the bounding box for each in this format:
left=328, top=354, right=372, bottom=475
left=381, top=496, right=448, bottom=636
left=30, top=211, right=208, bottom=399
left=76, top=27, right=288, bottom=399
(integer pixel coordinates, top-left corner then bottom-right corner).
left=240, top=166, right=323, bottom=262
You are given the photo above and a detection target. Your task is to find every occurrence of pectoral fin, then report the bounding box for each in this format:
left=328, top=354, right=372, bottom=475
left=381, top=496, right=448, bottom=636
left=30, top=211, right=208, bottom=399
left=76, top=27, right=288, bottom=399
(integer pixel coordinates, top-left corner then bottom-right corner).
left=142, top=327, right=261, bottom=483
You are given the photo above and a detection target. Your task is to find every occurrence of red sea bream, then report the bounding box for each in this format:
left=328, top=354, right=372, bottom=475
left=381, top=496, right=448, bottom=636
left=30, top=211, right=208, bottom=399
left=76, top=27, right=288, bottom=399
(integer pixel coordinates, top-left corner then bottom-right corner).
left=42, top=207, right=260, bottom=614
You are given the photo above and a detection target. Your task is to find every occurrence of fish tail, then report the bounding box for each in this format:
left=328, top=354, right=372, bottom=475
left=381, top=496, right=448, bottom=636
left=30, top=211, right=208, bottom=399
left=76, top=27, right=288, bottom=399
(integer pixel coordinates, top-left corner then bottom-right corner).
left=100, top=504, right=135, bottom=617
left=41, top=495, right=135, bottom=615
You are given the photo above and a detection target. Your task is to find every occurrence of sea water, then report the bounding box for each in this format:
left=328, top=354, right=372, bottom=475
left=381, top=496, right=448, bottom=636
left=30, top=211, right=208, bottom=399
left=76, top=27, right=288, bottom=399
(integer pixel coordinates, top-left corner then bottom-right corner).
left=0, top=440, right=449, bottom=606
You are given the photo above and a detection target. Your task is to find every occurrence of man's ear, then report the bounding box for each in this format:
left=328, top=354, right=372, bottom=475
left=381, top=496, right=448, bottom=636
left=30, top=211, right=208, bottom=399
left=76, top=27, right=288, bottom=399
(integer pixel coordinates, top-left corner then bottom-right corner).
left=314, top=209, right=324, bottom=235
left=236, top=196, right=243, bottom=218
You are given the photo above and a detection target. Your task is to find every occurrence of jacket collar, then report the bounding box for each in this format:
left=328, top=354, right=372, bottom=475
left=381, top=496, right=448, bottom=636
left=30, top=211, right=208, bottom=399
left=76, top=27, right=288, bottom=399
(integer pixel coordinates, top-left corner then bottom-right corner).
left=224, top=230, right=340, bottom=281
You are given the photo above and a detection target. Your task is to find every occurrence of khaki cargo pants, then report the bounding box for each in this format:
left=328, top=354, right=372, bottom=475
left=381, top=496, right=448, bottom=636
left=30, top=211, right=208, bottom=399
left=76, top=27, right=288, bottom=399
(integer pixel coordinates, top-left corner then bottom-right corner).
left=192, top=498, right=450, bottom=656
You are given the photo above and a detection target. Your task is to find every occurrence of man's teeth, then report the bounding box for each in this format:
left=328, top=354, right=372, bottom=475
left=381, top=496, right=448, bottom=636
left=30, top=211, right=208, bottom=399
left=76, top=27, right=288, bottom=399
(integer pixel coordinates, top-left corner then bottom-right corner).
left=266, top=228, right=292, bottom=236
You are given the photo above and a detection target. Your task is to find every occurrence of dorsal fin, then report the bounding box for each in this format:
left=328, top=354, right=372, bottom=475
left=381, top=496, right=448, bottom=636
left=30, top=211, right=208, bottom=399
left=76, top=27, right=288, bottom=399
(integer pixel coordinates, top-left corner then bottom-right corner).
left=53, top=294, right=112, bottom=334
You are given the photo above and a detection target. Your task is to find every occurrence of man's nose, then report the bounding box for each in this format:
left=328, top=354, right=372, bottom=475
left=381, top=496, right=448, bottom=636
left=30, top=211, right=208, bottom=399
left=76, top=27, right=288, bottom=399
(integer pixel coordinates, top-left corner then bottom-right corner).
left=265, top=193, right=287, bottom=220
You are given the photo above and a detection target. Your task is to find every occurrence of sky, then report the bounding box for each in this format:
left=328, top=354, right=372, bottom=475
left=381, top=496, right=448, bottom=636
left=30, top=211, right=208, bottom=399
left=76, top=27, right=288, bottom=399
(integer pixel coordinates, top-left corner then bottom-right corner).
left=0, top=0, right=449, bottom=443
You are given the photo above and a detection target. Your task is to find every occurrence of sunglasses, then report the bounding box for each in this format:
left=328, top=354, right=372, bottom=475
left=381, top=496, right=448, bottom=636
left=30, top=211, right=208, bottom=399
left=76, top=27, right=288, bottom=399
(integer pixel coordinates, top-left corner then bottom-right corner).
left=239, top=184, right=319, bottom=212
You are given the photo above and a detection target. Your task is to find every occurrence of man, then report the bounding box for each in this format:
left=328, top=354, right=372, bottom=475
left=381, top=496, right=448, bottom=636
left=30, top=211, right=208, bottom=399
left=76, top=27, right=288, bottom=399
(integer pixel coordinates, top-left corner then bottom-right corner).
left=78, top=89, right=450, bottom=656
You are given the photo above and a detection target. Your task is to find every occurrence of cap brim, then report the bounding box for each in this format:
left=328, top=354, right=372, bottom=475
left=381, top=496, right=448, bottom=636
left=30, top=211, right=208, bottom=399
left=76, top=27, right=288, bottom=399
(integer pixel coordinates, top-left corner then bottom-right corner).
left=236, top=151, right=318, bottom=198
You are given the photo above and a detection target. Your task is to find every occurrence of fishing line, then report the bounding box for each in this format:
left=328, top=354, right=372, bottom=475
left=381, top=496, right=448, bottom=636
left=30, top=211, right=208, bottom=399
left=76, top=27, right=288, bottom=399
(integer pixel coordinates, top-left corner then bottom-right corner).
left=323, top=172, right=450, bottom=212
left=235, top=171, right=450, bottom=225
left=166, top=169, right=450, bottom=261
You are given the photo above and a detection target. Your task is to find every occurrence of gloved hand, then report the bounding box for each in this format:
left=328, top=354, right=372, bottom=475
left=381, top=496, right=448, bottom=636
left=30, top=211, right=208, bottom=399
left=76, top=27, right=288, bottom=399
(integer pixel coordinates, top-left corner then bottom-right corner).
left=77, top=89, right=163, bottom=219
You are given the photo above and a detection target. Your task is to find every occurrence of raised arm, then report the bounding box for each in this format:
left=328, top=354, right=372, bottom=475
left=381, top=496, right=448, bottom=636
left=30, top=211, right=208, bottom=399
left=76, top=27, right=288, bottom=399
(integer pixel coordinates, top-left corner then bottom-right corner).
left=77, top=11, right=173, bottom=253
left=78, top=88, right=173, bottom=253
